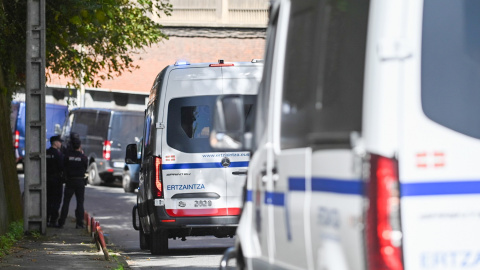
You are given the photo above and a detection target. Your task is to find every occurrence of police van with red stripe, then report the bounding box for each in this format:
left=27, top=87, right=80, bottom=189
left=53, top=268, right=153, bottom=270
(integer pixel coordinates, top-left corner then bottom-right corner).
left=126, top=60, right=263, bottom=255
left=213, top=0, right=480, bottom=269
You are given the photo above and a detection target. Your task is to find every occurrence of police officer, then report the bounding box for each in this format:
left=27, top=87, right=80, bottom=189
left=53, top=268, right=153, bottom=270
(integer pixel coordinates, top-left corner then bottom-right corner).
left=58, top=138, right=88, bottom=229
left=46, top=135, right=64, bottom=227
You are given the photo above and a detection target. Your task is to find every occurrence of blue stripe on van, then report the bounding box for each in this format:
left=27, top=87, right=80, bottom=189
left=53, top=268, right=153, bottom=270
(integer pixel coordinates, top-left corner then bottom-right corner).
left=265, top=192, right=285, bottom=206
left=401, top=181, right=480, bottom=196
left=162, top=161, right=249, bottom=170
left=289, top=177, right=306, bottom=191
left=312, top=178, right=364, bottom=195
left=246, top=190, right=253, bottom=202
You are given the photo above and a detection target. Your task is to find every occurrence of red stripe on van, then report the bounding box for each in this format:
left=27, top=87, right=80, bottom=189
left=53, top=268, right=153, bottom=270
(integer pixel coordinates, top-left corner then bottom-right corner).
left=166, top=208, right=241, bottom=217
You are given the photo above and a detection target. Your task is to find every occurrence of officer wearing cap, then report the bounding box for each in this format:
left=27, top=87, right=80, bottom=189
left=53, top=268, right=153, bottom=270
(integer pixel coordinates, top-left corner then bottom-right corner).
left=46, top=135, right=64, bottom=227
left=58, top=137, right=88, bottom=229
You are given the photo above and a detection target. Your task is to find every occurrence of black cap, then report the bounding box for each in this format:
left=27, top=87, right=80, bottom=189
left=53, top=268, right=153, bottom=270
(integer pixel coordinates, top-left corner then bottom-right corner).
left=50, top=135, right=63, bottom=144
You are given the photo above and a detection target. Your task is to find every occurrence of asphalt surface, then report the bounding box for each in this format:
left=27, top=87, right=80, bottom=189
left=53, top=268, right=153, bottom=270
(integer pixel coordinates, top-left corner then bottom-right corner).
left=0, top=215, right=129, bottom=269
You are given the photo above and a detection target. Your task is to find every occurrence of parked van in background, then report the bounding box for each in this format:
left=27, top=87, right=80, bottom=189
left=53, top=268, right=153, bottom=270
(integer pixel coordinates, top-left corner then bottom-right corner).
left=126, top=60, right=262, bottom=255
left=10, top=101, right=68, bottom=172
left=213, top=0, right=480, bottom=270
left=62, top=108, right=143, bottom=185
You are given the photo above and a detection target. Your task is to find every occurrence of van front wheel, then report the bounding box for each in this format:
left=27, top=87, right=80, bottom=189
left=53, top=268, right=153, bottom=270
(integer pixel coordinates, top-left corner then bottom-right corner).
left=88, top=163, right=102, bottom=186
left=150, top=228, right=168, bottom=255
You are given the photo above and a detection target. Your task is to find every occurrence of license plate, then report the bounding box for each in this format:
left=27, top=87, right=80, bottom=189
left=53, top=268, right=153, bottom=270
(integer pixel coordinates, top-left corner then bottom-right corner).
left=176, top=199, right=215, bottom=208
left=113, top=162, right=124, bottom=168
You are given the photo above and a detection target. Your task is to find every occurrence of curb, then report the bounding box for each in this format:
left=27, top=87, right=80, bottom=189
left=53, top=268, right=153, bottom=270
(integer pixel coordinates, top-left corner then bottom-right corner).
left=84, top=211, right=109, bottom=260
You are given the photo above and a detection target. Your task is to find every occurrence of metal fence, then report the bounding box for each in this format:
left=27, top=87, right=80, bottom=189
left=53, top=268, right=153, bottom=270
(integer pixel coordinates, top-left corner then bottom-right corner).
left=154, top=0, right=269, bottom=28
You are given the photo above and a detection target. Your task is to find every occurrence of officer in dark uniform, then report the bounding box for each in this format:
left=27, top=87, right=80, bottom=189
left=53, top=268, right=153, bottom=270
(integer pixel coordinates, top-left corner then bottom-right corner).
left=46, top=135, right=64, bottom=227
left=58, top=138, right=88, bottom=229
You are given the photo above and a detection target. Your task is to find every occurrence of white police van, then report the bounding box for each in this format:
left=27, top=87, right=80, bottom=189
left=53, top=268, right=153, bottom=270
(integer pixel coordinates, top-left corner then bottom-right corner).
left=213, top=0, right=480, bottom=269
left=125, top=60, right=263, bottom=255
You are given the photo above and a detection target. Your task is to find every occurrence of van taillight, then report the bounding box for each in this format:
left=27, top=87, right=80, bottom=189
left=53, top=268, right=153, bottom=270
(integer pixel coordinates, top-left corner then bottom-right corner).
left=366, top=154, right=403, bottom=270
left=153, top=157, right=163, bottom=198
left=14, top=130, right=19, bottom=149
left=103, top=140, right=111, bottom=160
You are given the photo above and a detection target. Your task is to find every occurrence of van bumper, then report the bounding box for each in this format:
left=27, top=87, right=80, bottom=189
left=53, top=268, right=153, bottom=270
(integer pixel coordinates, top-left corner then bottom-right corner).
left=96, top=159, right=124, bottom=180
left=144, top=199, right=239, bottom=237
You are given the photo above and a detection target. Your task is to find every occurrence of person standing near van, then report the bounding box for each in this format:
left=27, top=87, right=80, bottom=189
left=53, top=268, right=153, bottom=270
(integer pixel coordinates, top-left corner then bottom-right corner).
left=58, top=138, right=88, bottom=229
left=46, top=135, right=64, bottom=227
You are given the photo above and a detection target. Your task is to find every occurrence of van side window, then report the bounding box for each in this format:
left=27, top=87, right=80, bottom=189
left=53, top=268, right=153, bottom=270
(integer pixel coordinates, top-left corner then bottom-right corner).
left=143, top=106, right=154, bottom=154
left=421, top=0, right=480, bottom=139
left=280, top=0, right=369, bottom=149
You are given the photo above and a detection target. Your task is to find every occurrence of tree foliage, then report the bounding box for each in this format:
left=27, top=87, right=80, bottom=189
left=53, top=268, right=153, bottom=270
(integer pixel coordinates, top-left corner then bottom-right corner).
left=1, top=0, right=172, bottom=91
left=0, top=0, right=171, bottom=234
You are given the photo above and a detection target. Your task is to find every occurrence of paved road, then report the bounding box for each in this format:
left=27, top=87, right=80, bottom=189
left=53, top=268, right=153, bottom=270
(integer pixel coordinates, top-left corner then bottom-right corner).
left=19, top=174, right=236, bottom=269
left=84, top=183, right=237, bottom=269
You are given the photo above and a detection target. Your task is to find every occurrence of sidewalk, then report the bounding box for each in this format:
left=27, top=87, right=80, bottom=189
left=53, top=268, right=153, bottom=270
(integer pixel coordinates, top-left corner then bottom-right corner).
left=0, top=216, right=129, bottom=269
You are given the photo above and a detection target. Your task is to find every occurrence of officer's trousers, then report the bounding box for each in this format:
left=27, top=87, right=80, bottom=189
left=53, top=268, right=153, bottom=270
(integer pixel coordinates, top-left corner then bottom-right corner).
left=47, top=177, right=63, bottom=225
left=58, top=178, right=85, bottom=227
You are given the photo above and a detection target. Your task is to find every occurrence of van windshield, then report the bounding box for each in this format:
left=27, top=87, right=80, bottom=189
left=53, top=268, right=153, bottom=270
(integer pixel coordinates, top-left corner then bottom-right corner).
left=167, top=95, right=256, bottom=153
left=422, top=0, right=480, bottom=139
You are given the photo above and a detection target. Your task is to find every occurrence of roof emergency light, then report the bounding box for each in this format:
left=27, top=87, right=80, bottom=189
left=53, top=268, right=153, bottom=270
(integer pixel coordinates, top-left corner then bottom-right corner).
left=175, top=60, right=190, bottom=66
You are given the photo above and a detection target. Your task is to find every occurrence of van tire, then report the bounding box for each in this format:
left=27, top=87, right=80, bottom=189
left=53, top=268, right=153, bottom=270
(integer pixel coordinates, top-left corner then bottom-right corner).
left=88, top=163, right=102, bottom=186
left=150, top=228, right=168, bottom=255
left=123, top=173, right=135, bottom=193
left=139, top=225, right=151, bottom=250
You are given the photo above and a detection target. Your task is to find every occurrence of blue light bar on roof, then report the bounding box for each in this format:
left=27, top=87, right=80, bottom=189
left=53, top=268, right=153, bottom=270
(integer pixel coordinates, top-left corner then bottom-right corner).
left=174, top=60, right=190, bottom=66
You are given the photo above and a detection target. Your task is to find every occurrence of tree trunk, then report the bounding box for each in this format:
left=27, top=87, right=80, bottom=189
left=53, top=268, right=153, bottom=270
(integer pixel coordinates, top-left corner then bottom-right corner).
left=0, top=69, right=23, bottom=235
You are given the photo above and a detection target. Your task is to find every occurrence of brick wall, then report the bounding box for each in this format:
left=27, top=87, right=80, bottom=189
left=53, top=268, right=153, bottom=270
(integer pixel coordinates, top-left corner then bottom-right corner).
left=48, top=34, right=266, bottom=95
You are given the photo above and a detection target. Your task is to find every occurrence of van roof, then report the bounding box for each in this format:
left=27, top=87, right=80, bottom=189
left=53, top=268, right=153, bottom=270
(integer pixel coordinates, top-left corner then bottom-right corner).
left=147, top=60, right=263, bottom=105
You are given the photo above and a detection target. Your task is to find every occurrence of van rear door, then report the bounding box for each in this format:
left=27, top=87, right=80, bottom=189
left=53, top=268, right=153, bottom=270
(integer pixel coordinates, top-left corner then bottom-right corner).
left=399, top=1, right=480, bottom=269
left=221, top=65, right=262, bottom=218
left=161, top=67, right=229, bottom=218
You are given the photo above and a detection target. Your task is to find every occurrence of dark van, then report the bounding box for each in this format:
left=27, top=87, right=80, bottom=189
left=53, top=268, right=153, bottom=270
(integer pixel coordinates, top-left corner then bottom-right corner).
left=61, top=108, right=143, bottom=185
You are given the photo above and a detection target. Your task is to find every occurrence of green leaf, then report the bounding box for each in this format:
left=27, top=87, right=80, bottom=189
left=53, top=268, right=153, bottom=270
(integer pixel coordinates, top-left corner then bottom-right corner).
left=69, top=15, right=82, bottom=25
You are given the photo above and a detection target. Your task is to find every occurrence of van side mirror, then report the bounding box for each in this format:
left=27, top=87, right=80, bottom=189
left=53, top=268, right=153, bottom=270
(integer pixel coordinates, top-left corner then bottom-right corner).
left=125, top=143, right=139, bottom=164
left=210, top=95, right=251, bottom=150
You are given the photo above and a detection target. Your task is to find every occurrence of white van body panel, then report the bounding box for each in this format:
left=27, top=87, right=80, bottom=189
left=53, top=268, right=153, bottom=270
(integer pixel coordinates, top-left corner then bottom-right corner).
left=310, top=150, right=364, bottom=270
left=273, top=148, right=312, bottom=270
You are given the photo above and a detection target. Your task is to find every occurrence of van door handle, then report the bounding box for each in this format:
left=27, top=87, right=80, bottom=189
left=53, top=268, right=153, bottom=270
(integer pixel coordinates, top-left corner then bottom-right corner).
left=232, top=170, right=247, bottom=175
left=260, top=168, right=278, bottom=184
